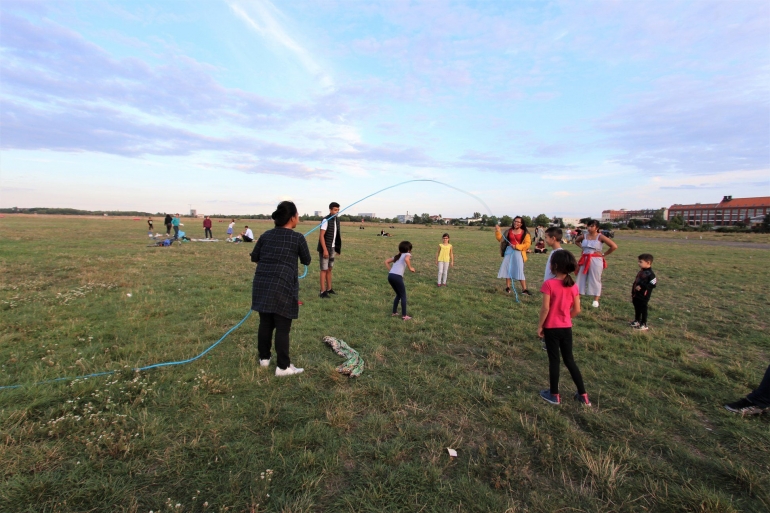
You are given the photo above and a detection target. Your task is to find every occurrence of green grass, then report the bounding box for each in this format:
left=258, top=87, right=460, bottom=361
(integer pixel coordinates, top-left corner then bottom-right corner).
left=1, top=215, right=768, bottom=512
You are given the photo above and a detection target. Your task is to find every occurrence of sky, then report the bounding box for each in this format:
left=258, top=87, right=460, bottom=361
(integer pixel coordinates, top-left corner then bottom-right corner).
left=1, top=0, right=769, bottom=219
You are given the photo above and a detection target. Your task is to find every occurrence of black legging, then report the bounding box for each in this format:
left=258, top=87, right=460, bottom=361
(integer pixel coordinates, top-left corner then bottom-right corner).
left=257, top=312, right=293, bottom=369
left=747, top=365, right=770, bottom=408
left=633, top=297, right=649, bottom=325
left=543, top=327, right=585, bottom=395
left=205, top=228, right=213, bottom=238
left=388, top=273, right=407, bottom=316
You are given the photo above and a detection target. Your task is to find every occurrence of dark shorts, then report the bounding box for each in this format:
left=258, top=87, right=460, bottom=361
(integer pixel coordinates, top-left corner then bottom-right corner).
left=319, top=253, right=335, bottom=271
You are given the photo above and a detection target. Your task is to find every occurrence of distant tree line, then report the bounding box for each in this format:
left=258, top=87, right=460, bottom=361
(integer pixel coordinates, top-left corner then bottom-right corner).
left=1, top=207, right=156, bottom=216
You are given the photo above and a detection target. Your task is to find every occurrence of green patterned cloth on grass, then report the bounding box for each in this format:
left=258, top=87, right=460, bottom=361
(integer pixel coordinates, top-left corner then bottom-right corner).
left=323, top=336, right=364, bottom=377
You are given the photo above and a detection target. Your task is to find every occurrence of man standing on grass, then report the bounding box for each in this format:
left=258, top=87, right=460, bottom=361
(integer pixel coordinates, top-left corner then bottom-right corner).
left=318, top=202, right=341, bottom=298
left=203, top=216, right=213, bottom=239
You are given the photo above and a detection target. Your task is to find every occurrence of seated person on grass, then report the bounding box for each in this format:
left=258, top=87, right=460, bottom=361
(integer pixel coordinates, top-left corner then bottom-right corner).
left=234, top=226, right=254, bottom=242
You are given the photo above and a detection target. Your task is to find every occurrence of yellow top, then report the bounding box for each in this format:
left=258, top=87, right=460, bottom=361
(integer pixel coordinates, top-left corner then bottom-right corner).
left=438, top=243, right=453, bottom=262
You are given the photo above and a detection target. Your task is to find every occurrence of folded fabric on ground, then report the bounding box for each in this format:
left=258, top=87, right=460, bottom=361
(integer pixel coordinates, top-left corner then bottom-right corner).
left=323, top=336, right=364, bottom=377
left=189, top=239, right=220, bottom=242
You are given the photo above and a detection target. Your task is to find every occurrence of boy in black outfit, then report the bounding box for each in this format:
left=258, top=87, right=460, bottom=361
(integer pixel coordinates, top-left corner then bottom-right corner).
left=630, top=253, right=656, bottom=331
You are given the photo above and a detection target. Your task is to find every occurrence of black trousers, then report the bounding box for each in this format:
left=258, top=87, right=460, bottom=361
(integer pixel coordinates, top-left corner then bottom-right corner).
left=204, top=228, right=213, bottom=238
left=257, top=312, right=293, bottom=369
left=747, top=364, right=770, bottom=408
left=633, top=296, right=649, bottom=325
left=166, top=223, right=172, bottom=235
left=388, top=274, right=407, bottom=316
left=543, top=327, right=586, bottom=395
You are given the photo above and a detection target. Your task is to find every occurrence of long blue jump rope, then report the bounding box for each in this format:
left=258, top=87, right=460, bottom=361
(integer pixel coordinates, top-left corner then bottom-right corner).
left=0, top=179, right=523, bottom=391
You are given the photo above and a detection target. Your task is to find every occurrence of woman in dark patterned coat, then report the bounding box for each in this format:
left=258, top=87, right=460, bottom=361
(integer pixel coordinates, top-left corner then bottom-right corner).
left=250, top=201, right=312, bottom=376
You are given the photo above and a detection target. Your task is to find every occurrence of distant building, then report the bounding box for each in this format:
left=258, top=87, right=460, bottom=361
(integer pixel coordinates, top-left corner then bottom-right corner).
left=397, top=214, right=414, bottom=224
left=601, top=208, right=667, bottom=222
left=429, top=215, right=443, bottom=223
left=190, top=209, right=197, bottom=217
left=668, top=195, right=770, bottom=226
left=358, top=213, right=376, bottom=218
left=558, top=217, right=582, bottom=228
left=314, top=211, right=323, bottom=217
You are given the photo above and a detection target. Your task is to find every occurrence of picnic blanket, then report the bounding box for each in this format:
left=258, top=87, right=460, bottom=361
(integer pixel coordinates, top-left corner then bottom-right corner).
left=323, top=336, right=364, bottom=377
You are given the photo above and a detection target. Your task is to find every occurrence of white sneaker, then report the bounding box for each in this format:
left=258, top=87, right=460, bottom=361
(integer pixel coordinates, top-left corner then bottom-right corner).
left=275, top=364, right=304, bottom=377
left=259, top=359, right=270, bottom=367
left=592, top=301, right=600, bottom=308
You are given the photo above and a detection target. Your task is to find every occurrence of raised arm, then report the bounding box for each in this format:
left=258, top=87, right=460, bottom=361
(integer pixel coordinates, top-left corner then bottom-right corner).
left=494, top=224, right=503, bottom=242
left=405, top=255, right=416, bottom=272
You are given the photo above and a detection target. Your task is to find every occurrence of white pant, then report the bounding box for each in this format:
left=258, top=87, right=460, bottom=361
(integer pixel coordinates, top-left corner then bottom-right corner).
left=437, top=261, right=450, bottom=284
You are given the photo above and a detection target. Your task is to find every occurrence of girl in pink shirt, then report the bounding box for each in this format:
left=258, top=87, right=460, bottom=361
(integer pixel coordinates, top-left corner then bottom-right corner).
left=537, top=250, right=591, bottom=406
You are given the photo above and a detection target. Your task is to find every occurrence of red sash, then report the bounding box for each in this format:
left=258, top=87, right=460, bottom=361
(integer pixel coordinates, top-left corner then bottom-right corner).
left=577, top=252, right=606, bottom=274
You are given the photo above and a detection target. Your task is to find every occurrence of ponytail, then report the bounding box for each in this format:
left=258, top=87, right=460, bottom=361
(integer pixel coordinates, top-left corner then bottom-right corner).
left=549, top=250, right=578, bottom=286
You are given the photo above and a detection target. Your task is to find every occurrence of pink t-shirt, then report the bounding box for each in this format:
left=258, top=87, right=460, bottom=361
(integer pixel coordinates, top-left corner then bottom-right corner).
left=540, top=278, right=579, bottom=329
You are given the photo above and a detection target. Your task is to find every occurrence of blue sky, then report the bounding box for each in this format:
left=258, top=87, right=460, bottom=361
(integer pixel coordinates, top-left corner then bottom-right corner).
left=1, top=0, right=768, bottom=218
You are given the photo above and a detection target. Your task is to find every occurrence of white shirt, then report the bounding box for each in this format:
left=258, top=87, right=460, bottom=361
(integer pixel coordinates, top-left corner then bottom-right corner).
left=244, top=228, right=254, bottom=239
left=320, top=217, right=337, bottom=249
left=543, top=247, right=564, bottom=281
left=389, top=253, right=411, bottom=276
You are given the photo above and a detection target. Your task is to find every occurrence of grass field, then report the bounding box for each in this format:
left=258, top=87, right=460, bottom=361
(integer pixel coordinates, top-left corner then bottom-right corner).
left=1, top=215, right=768, bottom=512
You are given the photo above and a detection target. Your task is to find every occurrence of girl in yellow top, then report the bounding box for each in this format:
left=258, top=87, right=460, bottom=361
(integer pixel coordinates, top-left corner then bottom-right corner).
left=435, top=233, right=454, bottom=287
left=495, top=216, right=532, bottom=295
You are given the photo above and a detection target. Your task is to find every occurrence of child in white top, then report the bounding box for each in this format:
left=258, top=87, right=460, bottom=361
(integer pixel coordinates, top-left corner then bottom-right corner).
left=385, top=241, right=415, bottom=320
left=543, top=227, right=564, bottom=281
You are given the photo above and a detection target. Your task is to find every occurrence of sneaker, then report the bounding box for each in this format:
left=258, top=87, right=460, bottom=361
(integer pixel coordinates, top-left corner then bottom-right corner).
left=319, top=291, right=329, bottom=299
left=629, top=321, right=640, bottom=327
left=437, top=283, right=442, bottom=287
left=275, top=364, right=304, bottom=377
left=724, top=398, right=766, bottom=415
left=505, top=287, right=511, bottom=294
left=402, top=315, right=412, bottom=321
left=259, top=359, right=270, bottom=368
left=298, top=301, right=303, bottom=306
left=574, top=392, right=592, bottom=406
left=540, top=389, right=561, bottom=405
left=327, top=289, right=336, bottom=295
left=635, top=324, right=649, bottom=331
left=522, top=289, right=532, bottom=296
left=592, top=300, right=600, bottom=308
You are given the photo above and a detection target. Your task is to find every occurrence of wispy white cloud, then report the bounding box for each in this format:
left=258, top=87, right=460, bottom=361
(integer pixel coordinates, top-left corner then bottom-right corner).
left=228, top=0, right=334, bottom=90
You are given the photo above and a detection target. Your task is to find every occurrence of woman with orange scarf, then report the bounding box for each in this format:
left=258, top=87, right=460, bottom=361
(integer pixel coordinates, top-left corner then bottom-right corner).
left=495, top=216, right=532, bottom=295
